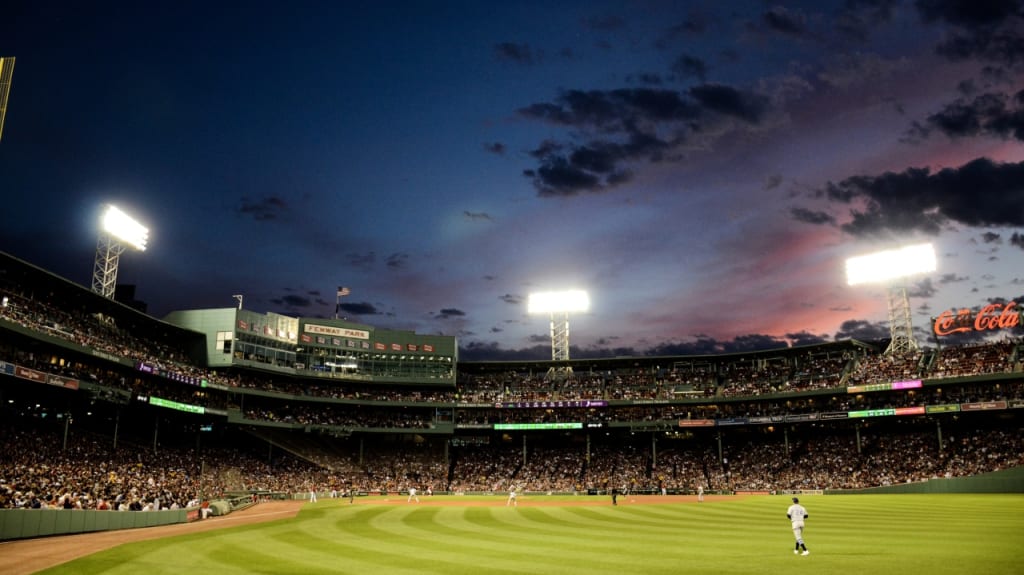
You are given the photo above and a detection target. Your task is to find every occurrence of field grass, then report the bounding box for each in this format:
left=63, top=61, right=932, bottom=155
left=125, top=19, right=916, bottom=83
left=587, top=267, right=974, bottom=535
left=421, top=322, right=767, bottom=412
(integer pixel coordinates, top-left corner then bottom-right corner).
left=37, top=494, right=1024, bottom=575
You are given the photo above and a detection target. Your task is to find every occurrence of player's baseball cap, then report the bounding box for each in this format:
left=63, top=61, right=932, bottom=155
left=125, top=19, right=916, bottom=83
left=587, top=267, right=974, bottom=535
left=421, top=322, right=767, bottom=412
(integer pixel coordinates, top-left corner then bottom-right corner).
left=792, top=497, right=799, bottom=503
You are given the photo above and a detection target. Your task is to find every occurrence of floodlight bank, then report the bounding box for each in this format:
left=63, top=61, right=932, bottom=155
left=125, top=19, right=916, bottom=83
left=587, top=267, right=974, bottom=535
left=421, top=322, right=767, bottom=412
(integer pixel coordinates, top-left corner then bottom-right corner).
left=845, top=243, right=935, bottom=286
left=102, top=205, right=149, bottom=251
left=527, top=290, right=590, bottom=314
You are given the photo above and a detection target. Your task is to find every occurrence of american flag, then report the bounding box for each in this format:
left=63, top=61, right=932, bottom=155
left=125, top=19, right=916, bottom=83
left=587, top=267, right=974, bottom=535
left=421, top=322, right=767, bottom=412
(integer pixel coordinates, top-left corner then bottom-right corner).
left=337, top=286, right=351, bottom=297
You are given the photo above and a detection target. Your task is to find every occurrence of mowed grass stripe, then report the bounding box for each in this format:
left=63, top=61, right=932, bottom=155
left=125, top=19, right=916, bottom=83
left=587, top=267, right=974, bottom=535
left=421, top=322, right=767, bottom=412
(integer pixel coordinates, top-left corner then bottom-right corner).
left=331, top=506, right=550, bottom=575
left=358, top=506, right=648, bottom=574
left=37, top=495, right=1024, bottom=575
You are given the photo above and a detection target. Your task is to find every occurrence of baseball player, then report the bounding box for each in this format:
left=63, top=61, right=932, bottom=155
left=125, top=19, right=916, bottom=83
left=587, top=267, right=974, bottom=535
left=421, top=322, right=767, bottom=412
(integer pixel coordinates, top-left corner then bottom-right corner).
left=787, top=497, right=810, bottom=555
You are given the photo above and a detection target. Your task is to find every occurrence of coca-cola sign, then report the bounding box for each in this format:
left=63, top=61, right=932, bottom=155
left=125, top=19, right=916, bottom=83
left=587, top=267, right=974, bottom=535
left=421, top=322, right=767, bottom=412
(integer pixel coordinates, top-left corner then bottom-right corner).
left=933, top=302, right=1021, bottom=336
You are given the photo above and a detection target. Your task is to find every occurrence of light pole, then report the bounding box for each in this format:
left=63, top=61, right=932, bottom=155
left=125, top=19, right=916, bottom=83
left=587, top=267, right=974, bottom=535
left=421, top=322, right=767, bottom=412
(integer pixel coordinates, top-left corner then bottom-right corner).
left=846, top=243, right=937, bottom=356
left=92, top=205, right=149, bottom=299
left=528, top=289, right=590, bottom=380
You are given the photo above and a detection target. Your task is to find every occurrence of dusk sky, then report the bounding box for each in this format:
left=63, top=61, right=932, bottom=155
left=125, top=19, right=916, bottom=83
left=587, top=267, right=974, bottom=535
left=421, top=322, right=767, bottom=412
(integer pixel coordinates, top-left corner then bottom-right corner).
left=2, top=1, right=1023, bottom=360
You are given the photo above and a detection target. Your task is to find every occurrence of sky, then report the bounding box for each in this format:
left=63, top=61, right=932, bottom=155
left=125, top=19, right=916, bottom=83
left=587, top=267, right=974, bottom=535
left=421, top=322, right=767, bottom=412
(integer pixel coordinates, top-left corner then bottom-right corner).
left=1, top=0, right=1023, bottom=361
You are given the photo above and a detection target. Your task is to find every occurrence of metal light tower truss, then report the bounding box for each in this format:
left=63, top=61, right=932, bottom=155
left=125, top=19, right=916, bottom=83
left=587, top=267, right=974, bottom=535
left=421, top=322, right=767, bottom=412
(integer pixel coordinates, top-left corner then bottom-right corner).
left=91, top=205, right=149, bottom=300
left=885, top=285, right=918, bottom=355
left=92, top=232, right=126, bottom=298
left=0, top=56, right=14, bottom=141
left=846, top=243, right=935, bottom=357
left=529, top=290, right=589, bottom=382
left=546, top=311, right=573, bottom=380
left=548, top=311, right=571, bottom=362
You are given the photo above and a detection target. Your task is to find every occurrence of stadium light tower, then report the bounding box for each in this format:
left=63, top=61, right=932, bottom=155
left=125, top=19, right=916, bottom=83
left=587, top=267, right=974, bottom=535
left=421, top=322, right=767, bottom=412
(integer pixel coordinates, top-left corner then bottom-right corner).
left=528, top=289, right=590, bottom=380
left=845, top=243, right=936, bottom=356
left=92, top=205, right=149, bottom=299
left=0, top=56, right=14, bottom=141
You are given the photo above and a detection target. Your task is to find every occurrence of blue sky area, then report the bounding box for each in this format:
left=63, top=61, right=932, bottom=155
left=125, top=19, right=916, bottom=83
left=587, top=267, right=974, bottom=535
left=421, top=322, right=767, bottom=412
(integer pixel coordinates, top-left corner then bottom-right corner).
left=1, top=1, right=1022, bottom=360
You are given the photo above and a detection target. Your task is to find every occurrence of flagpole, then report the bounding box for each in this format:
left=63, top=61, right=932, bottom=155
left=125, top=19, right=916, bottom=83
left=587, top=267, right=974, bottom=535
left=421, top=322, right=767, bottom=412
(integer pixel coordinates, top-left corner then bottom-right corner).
left=335, top=286, right=350, bottom=320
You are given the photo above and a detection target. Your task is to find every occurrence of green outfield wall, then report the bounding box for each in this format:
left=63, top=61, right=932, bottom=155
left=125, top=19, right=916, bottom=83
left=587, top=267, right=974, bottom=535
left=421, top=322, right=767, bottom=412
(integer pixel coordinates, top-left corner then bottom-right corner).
left=825, top=465, right=1024, bottom=494
left=0, top=507, right=192, bottom=541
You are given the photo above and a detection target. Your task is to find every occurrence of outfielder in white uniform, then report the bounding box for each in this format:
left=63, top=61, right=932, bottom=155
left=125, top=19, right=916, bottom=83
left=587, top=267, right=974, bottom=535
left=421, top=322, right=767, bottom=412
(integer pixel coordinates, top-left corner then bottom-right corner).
left=408, top=487, right=419, bottom=503
left=786, top=497, right=809, bottom=555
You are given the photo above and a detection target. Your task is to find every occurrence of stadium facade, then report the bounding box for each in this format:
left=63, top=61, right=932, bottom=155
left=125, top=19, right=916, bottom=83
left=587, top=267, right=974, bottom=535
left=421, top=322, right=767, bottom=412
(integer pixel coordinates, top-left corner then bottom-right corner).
left=1, top=250, right=1022, bottom=500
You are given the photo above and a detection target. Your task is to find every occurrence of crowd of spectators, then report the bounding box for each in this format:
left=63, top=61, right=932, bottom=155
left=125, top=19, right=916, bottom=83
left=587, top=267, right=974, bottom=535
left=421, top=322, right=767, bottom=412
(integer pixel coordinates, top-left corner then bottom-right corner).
left=2, top=281, right=1023, bottom=507
left=0, top=419, right=330, bottom=511
left=2, top=400, right=1022, bottom=507
left=3, top=286, right=1021, bottom=411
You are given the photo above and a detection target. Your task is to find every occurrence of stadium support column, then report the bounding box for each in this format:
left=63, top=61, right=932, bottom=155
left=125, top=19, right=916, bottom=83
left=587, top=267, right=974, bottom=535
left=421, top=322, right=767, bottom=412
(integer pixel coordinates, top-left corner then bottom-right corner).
left=62, top=412, right=71, bottom=452
left=936, top=419, right=943, bottom=451
left=651, top=434, right=657, bottom=470
left=716, top=432, right=722, bottom=466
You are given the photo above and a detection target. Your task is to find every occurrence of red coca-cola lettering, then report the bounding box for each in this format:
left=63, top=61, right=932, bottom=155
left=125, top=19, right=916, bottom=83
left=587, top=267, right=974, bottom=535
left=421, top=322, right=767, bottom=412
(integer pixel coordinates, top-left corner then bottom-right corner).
left=934, top=302, right=1020, bottom=336
left=933, top=308, right=973, bottom=336
left=974, top=302, right=1019, bottom=331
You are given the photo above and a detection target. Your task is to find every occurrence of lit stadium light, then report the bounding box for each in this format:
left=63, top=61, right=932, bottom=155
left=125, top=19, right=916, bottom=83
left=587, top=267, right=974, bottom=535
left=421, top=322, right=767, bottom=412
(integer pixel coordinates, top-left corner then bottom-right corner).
left=845, top=243, right=936, bottom=356
left=527, top=290, right=590, bottom=314
left=101, top=205, right=149, bottom=251
left=528, top=289, right=590, bottom=380
left=845, top=243, right=936, bottom=286
left=92, top=205, right=150, bottom=299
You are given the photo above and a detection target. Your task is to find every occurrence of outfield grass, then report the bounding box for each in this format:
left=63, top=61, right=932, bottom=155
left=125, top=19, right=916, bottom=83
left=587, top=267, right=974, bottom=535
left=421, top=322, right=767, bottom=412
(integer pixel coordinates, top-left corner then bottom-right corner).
left=38, top=494, right=1024, bottom=575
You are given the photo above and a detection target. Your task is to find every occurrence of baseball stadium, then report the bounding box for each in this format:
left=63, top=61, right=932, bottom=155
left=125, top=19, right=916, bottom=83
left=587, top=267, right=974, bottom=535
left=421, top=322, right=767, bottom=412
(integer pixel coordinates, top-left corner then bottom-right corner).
left=0, top=249, right=1021, bottom=574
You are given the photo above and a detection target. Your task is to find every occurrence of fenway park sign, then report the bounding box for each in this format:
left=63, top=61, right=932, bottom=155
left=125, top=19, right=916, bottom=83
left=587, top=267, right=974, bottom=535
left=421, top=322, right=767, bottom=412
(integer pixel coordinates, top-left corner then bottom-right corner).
left=933, top=302, right=1022, bottom=336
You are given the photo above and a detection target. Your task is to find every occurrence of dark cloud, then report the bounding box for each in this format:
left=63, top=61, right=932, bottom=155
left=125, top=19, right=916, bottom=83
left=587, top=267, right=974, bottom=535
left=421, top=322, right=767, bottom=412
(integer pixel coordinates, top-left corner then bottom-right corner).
left=494, top=42, right=541, bottom=65
left=761, top=5, right=809, bottom=37
left=437, top=308, right=466, bottom=319
left=385, top=253, right=408, bottom=269
left=519, top=88, right=701, bottom=128
left=915, top=0, right=1021, bottom=29
left=909, top=278, right=938, bottom=298
left=832, top=318, right=890, bottom=342
left=938, top=272, right=969, bottom=283
left=909, top=90, right=1024, bottom=141
left=785, top=330, right=831, bottom=347
left=238, top=196, right=287, bottom=221
left=499, top=293, right=523, bottom=305
left=835, top=0, right=899, bottom=40
left=689, top=84, right=768, bottom=122
left=483, top=142, right=506, bottom=155
left=981, top=231, right=1002, bottom=243
left=338, top=301, right=379, bottom=316
left=654, top=17, right=708, bottom=51
left=820, top=157, right=1024, bottom=237
left=1012, top=232, right=1024, bottom=249
left=463, top=210, right=493, bottom=222
left=458, top=341, right=550, bottom=362
left=790, top=206, right=836, bottom=225
left=519, top=84, right=768, bottom=196
left=271, top=293, right=312, bottom=308
left=346, top=251, right=375, bottom=271
left=671, top=54, right=708, bottom=82
left=646, top=333, right=790, bottom=355
left=915, top=0, right=1024, bottom=66
left=627, top=73, right=665, bottom=85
